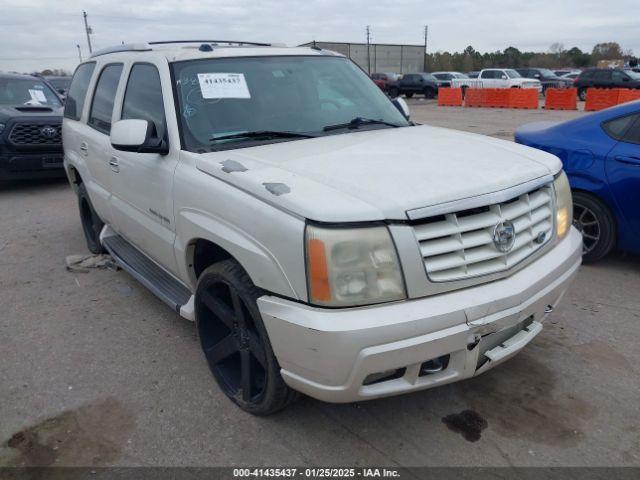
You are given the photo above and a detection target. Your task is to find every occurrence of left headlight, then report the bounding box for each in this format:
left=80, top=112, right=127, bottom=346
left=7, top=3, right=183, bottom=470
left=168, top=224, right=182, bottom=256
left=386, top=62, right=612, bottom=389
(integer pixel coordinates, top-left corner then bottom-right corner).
left=305, top=224, right=407, bottom=307
left=554, top=171, right=573, bottom=239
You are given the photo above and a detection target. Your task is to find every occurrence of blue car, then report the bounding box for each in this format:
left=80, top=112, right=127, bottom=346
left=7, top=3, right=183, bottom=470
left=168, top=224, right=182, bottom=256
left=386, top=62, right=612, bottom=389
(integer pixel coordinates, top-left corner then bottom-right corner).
left=515, top=101, right=640, bottom=262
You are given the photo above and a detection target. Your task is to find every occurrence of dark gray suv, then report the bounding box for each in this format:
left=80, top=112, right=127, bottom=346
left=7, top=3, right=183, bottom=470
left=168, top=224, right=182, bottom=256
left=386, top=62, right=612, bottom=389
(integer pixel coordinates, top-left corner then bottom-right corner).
left=0, top=72, right=65, bottom=181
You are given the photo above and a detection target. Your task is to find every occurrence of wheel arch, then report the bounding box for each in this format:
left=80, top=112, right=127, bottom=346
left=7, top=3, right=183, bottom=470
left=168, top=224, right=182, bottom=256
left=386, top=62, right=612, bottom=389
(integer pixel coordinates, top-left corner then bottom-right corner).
left=177, top=210, right=302, bottom=301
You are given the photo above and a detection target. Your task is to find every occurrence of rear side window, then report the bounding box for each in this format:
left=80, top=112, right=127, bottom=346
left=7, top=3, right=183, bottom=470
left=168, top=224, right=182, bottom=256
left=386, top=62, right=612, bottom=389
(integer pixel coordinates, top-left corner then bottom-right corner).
left=88, top=64, right=123, bottom=134
left=64, top=62, right=96, bottom=120
left=621, top=116, right=640, bottom=144
left=121, top=64, right=166, bottom=140
left=602, top=114, right=638, bottom=140
left=594, top=70, right=611, bottom=81
left=612, top=70, right=628, bottom=82
left=580, top=70, right=595, bottom=80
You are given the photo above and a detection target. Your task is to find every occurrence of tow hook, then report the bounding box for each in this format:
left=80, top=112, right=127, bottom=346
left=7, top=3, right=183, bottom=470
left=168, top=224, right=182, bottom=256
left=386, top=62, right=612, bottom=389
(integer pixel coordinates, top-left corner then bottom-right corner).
left=467, top=334, right=482, bottom=351
left=544, top=304, right=554, bottom=314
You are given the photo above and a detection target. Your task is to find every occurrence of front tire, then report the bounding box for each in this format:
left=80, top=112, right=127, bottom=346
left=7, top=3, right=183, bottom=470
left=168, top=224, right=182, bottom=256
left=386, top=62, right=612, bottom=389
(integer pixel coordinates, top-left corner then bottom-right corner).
left=572, top=191, right=616, bottom=263
left=405, top=92, right=414, bottom=98
left=388, top=87, right=399, bottom=98
left=195, top=260, right=298, bottom=415
left=77, top=183, right=106, bottom=254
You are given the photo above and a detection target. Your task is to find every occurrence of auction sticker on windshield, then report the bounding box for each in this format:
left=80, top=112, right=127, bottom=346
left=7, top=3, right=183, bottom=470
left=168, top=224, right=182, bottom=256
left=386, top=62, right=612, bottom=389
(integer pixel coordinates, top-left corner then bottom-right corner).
left=28, top=88, right=47, bottom=103
left=197, top=73, right=251, bottom=99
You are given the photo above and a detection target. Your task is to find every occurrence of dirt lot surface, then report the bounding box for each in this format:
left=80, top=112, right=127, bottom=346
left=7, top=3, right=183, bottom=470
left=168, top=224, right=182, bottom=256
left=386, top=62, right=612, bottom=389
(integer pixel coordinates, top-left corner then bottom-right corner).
left=1, top=102, right=639, bottom=467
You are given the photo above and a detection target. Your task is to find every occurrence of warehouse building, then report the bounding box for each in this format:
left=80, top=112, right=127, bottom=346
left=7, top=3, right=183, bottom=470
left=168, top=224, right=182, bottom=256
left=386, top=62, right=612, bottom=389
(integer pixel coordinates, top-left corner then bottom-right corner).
left=299, top=41, right=425, bottom=74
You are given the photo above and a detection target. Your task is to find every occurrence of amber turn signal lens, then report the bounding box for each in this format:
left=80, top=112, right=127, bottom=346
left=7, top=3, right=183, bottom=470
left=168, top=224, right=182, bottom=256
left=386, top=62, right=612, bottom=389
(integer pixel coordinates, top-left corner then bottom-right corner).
left=307, top=238, right=331, bottom=302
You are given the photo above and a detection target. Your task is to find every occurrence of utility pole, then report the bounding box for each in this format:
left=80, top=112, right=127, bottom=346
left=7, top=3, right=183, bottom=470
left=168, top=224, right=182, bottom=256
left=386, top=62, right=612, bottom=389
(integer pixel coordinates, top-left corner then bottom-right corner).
left=366, top=25, right=371, bottom=74
left=83, top=11, right=93, bottom=54
left=76, top=44, right=82, bottom=63
left=424, top=25, right=428, bottom=72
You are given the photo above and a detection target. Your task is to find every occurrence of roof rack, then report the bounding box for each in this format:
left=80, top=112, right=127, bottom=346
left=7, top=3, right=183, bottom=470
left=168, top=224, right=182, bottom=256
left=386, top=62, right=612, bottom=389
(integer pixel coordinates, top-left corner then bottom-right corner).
left=148, top=40, right=272, bottom=47
left=90, top=43, right=152, bottom=58
left=89, top=40, right=273, bottom=58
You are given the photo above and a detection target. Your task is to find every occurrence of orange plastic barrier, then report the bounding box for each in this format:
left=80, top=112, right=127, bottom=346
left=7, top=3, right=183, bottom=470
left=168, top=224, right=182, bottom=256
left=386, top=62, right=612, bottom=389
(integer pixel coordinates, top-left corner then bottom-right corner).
left=464, top=88, right=487, bottom=107
left=509, top=88, right=539, bottom=109
left=544, top=88, right=577, bottom=110
left=585, top=88, right=619, bottom=111
left=616, top=88, right=640, bottom=105
left=484, top=88, right=511, bottom=108
left=437, top=87, right=463, bottom=106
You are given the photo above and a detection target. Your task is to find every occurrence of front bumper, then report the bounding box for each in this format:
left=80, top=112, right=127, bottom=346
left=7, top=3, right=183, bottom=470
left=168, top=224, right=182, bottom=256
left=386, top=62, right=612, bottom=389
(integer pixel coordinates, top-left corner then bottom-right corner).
left=0, top=152, right=65, bottom=180
left=258, top=227, right=582, bottom=403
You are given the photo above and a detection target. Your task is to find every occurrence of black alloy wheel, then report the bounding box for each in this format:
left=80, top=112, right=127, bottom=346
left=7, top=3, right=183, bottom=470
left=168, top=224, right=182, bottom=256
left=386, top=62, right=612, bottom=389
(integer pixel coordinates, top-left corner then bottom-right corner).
left=195, top=260, right=297, bottom=415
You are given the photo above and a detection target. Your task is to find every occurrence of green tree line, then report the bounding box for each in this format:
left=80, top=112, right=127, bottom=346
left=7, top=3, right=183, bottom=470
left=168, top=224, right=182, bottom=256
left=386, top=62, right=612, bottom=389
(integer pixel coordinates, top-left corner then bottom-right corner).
left=425, top=42, right=637, bottom=72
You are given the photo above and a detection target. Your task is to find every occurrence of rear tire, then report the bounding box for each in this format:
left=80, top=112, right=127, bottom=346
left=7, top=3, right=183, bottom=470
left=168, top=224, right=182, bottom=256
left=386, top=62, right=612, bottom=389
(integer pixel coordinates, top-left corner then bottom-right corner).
left=405, top=92, right=413, bottom=98
left=77, top=183, right=106, bottom=254
left=195, top=260, right=298, bottom=415
left=572, top=191, right=616, bottom=263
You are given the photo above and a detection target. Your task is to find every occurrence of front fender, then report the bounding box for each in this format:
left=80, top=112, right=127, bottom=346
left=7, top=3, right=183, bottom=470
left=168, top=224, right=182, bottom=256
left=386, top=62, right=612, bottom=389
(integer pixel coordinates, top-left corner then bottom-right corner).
left=175, top=208, right=302, bottom=300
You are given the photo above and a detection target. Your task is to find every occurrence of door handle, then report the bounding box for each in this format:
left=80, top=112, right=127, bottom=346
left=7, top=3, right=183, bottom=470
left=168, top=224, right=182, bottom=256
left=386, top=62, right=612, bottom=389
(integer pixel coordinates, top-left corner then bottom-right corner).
left=109, top=157, right=120, bottom=173
left=615, top=155, right=640, bottom=166
left=79, top=142, right=88, bottom=155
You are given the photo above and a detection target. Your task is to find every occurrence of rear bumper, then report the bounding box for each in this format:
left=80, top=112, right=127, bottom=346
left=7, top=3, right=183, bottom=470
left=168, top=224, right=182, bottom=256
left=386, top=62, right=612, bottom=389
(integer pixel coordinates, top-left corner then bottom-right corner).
left=258, top=227, right=582, bottom=403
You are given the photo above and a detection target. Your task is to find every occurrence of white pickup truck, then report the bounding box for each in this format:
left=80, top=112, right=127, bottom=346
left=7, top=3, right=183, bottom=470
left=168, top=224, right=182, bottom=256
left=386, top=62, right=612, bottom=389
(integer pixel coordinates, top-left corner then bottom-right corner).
left=451, top=68, right=542, bottom=91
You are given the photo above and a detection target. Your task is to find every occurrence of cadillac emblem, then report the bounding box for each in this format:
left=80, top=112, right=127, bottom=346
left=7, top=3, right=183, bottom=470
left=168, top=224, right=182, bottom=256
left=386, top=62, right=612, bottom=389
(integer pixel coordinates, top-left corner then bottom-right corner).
left=493, top=220, right=516, bottom=253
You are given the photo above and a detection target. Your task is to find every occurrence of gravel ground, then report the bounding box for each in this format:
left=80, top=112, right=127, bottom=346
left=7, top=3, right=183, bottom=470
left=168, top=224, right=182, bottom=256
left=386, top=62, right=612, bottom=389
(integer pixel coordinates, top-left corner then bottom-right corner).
left=1, top=102, right=638, bottom=468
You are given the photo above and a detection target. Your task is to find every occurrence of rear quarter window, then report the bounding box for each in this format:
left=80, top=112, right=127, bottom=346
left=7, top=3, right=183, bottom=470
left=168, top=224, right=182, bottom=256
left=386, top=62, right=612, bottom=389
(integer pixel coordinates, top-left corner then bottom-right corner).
left=602, top=114, right=638, bottom=140
left=63, top=62, right=96, bottom=120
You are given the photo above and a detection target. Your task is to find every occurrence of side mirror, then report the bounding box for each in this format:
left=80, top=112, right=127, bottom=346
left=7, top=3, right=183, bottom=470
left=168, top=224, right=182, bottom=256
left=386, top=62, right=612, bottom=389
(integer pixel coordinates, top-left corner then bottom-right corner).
left=392, top=97, right=410, bottom=120
left=501, top=75, right=508, bottom=80
left=533, top=74, right=541, bottom=78
left=57, top=88, right=66, bottom=95
left=623, top=76, right=630, bottom=82
left=111, top=119, right=168, bottom=155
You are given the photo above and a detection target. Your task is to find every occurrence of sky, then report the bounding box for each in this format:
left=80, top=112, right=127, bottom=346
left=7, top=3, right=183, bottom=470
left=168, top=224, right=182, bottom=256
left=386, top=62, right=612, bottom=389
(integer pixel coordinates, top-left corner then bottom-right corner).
left=0, top=0, right=637, bottom=73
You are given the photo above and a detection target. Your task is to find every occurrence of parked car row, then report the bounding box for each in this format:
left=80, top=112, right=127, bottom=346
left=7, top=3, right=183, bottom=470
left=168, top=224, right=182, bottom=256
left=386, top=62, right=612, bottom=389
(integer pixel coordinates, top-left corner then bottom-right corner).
left=373, top=68, right=640, bottom=100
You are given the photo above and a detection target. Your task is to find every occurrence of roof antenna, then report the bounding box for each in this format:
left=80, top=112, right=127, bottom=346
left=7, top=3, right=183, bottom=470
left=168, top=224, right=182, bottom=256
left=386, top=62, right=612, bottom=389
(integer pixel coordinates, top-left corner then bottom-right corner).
left=199, top=43, right=213, bottom=52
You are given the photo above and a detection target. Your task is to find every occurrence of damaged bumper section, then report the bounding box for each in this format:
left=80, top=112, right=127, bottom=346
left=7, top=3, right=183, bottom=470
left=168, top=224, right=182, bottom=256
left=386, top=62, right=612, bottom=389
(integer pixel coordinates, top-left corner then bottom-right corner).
left=258, top=228, right=582, bottom=403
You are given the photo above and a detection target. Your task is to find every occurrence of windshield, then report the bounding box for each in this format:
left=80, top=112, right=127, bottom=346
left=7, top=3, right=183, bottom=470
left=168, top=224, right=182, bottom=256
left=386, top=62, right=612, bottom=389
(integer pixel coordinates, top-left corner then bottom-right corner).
left=538, top=69, right=557, bottom=78
left=0, top=78, right=61, bottom=107
left=172, top=56, right=409, bottom=152
left=626, top=70, right=640, bottom=79
left=505, top=69, right=521, bottom=79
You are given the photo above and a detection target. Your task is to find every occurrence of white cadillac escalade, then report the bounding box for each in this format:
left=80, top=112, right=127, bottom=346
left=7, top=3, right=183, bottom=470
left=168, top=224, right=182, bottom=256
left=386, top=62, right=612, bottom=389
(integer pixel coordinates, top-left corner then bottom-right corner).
left=62, top=41, right=582, bottom=415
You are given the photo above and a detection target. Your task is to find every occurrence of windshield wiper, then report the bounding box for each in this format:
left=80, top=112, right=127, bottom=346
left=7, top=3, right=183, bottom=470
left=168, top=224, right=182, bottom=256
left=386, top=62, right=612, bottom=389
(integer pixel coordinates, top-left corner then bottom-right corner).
left=323, top=117, right=403, bottom=132
left=210, top=130, right=317, bottom=143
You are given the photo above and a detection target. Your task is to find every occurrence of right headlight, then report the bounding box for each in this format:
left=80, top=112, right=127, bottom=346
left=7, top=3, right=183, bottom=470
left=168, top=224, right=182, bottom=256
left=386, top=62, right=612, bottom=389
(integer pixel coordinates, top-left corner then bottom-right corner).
left=305, top=224, right=407, bottom=307
left=554, top=170, right=573, bottom=239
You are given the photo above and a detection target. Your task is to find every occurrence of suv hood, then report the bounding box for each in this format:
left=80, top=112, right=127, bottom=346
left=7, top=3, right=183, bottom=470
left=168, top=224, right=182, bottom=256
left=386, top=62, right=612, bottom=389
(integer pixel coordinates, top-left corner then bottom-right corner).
left=193, top=125, right=562, bottom=222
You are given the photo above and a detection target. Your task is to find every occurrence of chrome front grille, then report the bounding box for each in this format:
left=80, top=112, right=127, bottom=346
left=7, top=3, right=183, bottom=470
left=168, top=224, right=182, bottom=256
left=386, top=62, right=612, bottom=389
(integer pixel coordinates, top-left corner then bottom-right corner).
left=9, top=123, right=62, bottom=145
left=413, top=185, right=554, bottom=282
